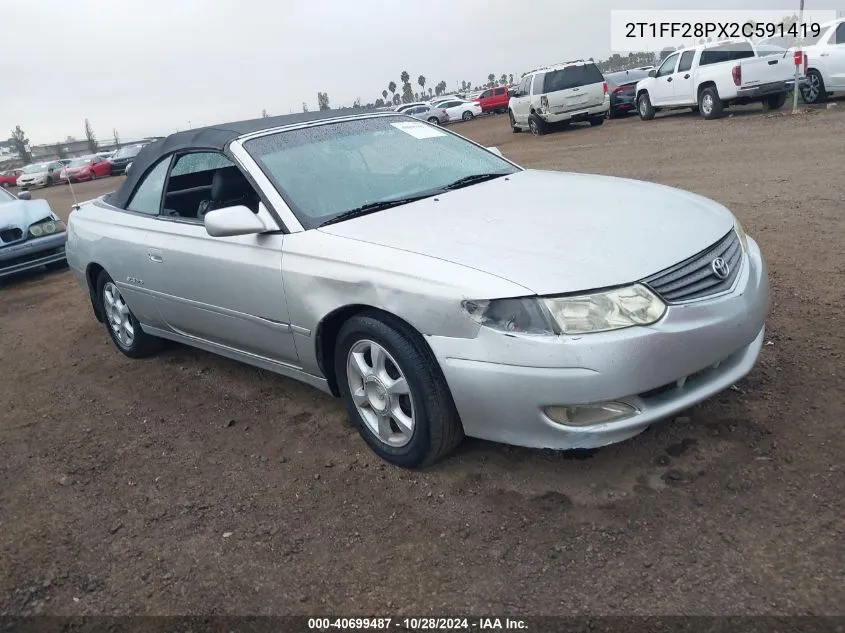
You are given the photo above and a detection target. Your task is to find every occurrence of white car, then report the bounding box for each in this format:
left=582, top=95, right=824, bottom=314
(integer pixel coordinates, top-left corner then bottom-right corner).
left=16, top=161, right=64, bottom=189
left=635, top=40, right=797, bottom=120
left=799, top=18, right=845, bottom=104
left=434, top=99, right=483, bottom=122
left=394, top=102, right=431, bottom=113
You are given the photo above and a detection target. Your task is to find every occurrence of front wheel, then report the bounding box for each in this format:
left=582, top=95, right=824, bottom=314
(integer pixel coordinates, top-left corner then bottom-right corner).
left=589, top=116, right=604, bottom=126
left=427, top=117, right=440, bottom=125
left=1, top=182, right=9, bottom=189
left=637, top=93, right=655, bottom=120
left=461, top=111, right=474, bottom=121
left=89, top=170, right=97, bottom=180
left=763, top=92, right=787, bottom=111
left=699, top=86, right=724, bottom=119
left=96, top=271, right=162, bottom=358
left=335, top=312, right=463, bottom=468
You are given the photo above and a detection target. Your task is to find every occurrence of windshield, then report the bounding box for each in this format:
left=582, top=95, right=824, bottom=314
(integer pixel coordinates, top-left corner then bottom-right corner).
left=22, top=163, right=51, bottom=174
left=67, top=157, right=92, bottom=167
left=245, top=116, right=518, bottom=229
left=0, top=188, right=15, bottom=203
left=112, top=145, right=143, bottom=159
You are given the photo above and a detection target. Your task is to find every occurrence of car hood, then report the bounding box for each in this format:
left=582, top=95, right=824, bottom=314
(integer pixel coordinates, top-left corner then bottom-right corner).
left=18, top=170, right=48, bottom=180
left=0, top=199, right=55, bottom=231
left=318, top=169, right=736, bottom=296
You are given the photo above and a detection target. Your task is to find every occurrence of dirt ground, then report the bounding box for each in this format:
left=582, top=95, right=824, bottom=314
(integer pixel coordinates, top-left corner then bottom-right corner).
left=2, top=106, right=843, bottom=617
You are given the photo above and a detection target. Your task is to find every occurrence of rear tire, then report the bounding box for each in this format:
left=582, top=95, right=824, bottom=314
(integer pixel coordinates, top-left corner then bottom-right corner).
left=800, top=69, right=826, bottom=104
left=508, top=110, right=521, bottom=133
left=427, top=117, right=440, bottom=125
left=637, top=93, right=655, bottom=120
left=763, top=92, right=787, bottom=111
left=90, top=170, right=97, bottom=181
left=699, top=86, right=724, bottom=119
left=589, top=116, right=604, bottom=126
left=528, top=113, right=547, bottom=136
left=335, top=312, right=463, bottom=468
left=96, top=271, right=162, bottom=358
left=461, top=111, right=474, bottom=121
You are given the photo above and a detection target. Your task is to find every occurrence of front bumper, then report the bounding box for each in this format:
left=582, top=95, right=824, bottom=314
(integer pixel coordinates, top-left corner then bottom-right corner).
left=0, top=232, right=67, bottom=278
left=426, top=237, right=769, bottom=450
left=16, top=179, right=48, bottom=189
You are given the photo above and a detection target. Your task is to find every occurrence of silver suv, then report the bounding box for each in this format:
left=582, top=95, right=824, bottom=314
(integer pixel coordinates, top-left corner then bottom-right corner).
left=508, top=60, right=609, bottom=135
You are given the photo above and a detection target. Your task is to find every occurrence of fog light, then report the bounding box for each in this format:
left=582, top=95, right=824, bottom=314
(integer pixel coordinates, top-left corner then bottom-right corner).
left=544, top=402, right=637, bottom=427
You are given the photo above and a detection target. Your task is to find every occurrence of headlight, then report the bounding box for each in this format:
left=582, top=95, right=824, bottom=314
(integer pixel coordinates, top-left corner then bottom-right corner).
left=462, top=284, right=666, bottom=337
left=29, top=219, right=65, bottom=238
left=544, top=284, right=665, bottom=334
left=734, top=220, right=748, bottom=252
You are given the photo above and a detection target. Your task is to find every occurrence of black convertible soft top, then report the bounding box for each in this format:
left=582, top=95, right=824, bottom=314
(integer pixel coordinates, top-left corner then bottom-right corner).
left=108, top=107, right=383, bottom=209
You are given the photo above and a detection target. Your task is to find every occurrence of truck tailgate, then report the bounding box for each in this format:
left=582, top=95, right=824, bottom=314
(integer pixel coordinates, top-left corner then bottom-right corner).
left=739, top=54, right=795, bottom=87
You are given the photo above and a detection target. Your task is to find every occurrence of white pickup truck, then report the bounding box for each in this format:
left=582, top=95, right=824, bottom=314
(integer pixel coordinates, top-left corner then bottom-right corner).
left=635, top=41, right=799, bottom=120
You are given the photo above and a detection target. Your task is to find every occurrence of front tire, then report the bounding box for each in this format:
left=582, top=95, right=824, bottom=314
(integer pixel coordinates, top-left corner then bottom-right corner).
left=637, top=93, right=655, bottom=120
left=427, top=117, right=440, bottom=125
left=96, top=271, right=162, bottom=358
left=699, top=86, right=724, bottom=119
left=461, top=111, right=474, bottom=121
left=800, top=70, right=826, bottom=104
left=763, top=92, right=787, bottom=111
left=89, top=170, right=97, bottom=180
left=589, top=116, right=604, bottom=126
left=335, top=312, right=463, bottom=468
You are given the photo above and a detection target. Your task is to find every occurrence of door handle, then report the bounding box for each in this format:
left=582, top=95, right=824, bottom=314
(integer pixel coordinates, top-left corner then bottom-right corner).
left=820, top=52, right=829, bottom=57
left=148, top=248, right=163, bottom=263
left=666, top=77, right=673, bottom=82
left=684, top=74, right=690, bottom=79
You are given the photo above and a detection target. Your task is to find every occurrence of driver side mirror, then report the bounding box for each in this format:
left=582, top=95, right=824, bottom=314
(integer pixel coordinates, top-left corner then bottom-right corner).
left=648, top=70, right=657, bottom=77
left=204, top=204, right=268, bottom=237
left=18, top=190, right=32, bottom=201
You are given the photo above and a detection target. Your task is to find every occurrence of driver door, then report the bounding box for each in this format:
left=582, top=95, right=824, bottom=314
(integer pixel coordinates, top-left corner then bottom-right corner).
left=651, top=53, right=679, bottom=106
left=128, top=151, right=299, bottom=366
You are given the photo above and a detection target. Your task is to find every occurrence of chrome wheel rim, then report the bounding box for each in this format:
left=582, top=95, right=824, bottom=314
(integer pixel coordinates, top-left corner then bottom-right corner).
left=529, top=119, right=539, bottom=135
left=639, top=97, right=648, bottom=116
left=103, top=282, right=134, bottom=348
left=803, top=74, right=820, bottom=102
left=701, top=94, right=713, bottom=115
left=462, top=111, right=472, bottom=120
left=346, top=339, right=415, bottom=447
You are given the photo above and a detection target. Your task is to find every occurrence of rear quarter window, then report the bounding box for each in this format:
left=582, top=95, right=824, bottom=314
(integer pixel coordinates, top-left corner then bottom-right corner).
left=700, top=43, right=755, bottom=65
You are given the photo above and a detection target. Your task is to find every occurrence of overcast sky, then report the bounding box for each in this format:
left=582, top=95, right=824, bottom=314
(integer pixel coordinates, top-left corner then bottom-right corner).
left=3, top=0, right=843, bottom=144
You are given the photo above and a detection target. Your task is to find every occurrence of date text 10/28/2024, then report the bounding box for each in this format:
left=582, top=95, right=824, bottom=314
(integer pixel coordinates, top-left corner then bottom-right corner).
left=308, top=617, right=528, bottom=631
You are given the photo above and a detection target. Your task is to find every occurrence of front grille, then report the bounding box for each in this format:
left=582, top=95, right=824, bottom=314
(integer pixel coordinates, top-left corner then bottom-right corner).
left=642, top=230, right=742, bottom=303
left=1, top=228, right=23, bottom=243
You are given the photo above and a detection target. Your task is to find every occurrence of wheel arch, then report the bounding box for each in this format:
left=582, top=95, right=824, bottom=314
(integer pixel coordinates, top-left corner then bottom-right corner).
left=85, top=262, right=107, bottom=322
left=697, top=81, right=717, bottom=100
left=315, top=304, right=443, bottom=398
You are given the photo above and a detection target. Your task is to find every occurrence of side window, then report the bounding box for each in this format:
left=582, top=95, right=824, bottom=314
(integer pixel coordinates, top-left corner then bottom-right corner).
left=494, top=87, right=506, bottom=95
left=170, top=151, right=233, bottom=176
left=657, top=54, right=679, bottom=77
left=835, top=22, right=845, bottom=45
left=127, top=157, right=171, bottom=215
left=480, top=90, right=492, bottom=98
left=531, top=72, right=545, bottom=95
left=677, top=51, right=695, bottom=73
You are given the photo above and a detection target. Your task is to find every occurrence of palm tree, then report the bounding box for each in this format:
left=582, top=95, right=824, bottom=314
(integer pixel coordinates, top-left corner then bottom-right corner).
left=417, top=75, right=426, bottom=96
left=508, top=74, right=514, bottom=84
left=487, top=73, right=495, bottom=88
left=500, top=73, right=507, bottom=86
left=428, top=87, right=433, bottom=97
left=388, top=81, right=397, bottom=98
left=400, top=70, right=410, bottom=86
left=382, top=90, right=388, bottom=101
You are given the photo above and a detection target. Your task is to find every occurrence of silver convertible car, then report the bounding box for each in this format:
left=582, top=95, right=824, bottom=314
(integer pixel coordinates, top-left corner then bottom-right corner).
left=66, top=110, right=769, bottom=467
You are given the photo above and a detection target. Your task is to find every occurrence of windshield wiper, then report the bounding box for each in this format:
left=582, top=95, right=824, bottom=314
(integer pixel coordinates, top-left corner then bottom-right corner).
left=441, top=172, right=508, bottom=191
left=318, top=192, right=439, bottom=227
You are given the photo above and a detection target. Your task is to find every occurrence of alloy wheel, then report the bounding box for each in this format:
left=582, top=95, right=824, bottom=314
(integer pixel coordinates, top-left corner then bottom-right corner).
left=346, top=339, right=415, bottom=447
left=103, top=282, right=134, bottom=348
left=803, top=74, right=820, bottom=102
left=701, top=94, right=713, bottom=116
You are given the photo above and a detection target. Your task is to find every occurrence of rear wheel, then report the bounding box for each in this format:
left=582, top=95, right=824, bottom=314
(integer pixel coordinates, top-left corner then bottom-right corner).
left=427, top=117, right=440, bottom=125
left=763, top=92, right=787, bottom=111
left=801, top=69, right=826, bottom=104
left=1, top=182, right=9, bottom=189
left=508, top=110, right=521, bottom=133
left=96, top=271, right=162, bottom=358
left=528, top=113, right=547, bottom=136
left=699, top=86, right=724, bottom=119
left=637, top=93, right=655, bottom=120
left=335, top=312, right=463, bottom=468
left=89, top=170, right=97, bottom=180
left=589, top=116, right=604, bottom=126
left=461, top=110, right=474, bottom=121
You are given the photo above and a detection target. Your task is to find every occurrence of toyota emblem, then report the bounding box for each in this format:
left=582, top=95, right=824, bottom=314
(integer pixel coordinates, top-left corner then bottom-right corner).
left=711, top=257, right=730, bottom=280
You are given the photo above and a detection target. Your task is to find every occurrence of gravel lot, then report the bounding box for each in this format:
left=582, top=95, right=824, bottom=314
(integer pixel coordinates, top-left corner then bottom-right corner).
left=2, top=107, right=843, bottom=616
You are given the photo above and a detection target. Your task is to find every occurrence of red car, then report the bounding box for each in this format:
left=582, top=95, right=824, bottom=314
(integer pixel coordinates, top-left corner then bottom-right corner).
left=60, top=155, right=112, bottom=183
left=474, top=86, right=511, bottom=113
left=0, top=169, right=22, bottom=189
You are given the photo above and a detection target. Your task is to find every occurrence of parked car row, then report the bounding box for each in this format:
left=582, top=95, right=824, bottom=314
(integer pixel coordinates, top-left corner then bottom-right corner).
left=4, top=142, right=150, bottom=190
left=395, top=96, right=483, bottom=124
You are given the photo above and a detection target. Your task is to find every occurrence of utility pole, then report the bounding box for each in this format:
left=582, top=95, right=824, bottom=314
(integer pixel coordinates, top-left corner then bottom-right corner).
left=792, top=0, right=805, bottom=114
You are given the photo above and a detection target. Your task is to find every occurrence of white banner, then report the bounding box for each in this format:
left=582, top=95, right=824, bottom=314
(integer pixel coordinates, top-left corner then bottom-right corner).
left=610, top=10, right=837, bottom=53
